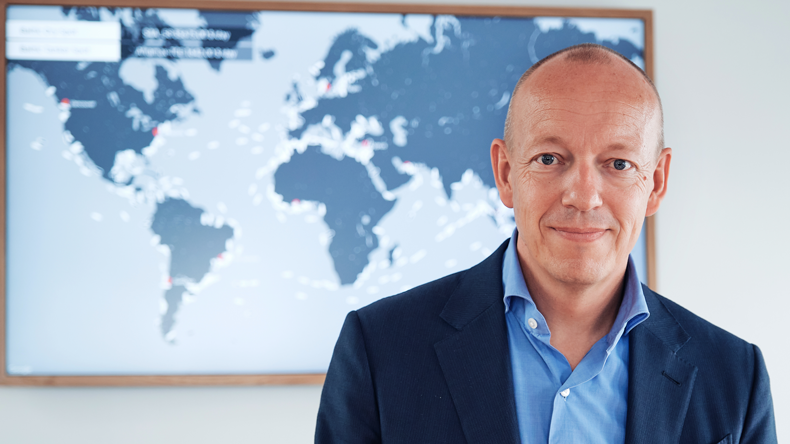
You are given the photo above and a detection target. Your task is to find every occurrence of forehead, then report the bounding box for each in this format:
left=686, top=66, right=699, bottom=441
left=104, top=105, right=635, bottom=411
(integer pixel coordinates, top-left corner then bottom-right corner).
left=515, top=58, right=660, bottom=150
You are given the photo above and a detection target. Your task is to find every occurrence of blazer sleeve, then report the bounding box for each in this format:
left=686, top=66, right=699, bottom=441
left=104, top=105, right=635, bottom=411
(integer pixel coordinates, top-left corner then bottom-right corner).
left=741, top=344, right=778, bottom=444
left=315, top=311, right=381, bottom=444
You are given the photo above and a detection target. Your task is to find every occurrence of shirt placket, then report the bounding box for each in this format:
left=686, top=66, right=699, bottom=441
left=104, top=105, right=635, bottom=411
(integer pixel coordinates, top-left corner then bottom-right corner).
left=516, top=298, right=623, bottom=444
left=515, top=299, right=574, bottom=397
left=547, top=337, right=618, bottom=443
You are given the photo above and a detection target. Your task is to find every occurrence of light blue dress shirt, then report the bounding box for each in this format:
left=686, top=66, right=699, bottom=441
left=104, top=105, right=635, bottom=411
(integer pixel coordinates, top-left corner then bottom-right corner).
left=503, top=230, right=650, bottom=443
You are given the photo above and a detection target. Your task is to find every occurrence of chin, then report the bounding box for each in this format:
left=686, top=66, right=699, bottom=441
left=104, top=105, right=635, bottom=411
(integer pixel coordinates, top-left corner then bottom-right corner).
left=544, top=255, right=613, bottom=286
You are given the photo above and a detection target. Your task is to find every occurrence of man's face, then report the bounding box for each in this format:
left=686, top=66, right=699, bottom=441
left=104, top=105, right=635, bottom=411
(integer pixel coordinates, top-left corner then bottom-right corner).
left=492, top=58, right=671, bottom=287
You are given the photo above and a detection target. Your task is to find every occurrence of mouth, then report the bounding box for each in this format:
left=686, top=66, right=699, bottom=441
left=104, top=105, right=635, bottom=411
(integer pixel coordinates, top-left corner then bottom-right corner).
left=550, top=227, right=609, bottom=242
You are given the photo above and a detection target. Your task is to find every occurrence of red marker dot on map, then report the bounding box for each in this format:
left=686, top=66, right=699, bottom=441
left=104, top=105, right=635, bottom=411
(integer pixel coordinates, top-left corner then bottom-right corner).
left=326, top=83, right=331, bottom=92
left=60, top=98, right=70, bottom=105
left=361, top=139, right=369, bottom=147
left=167, top=277, right=172, bottom=284
left=404, top=160, right=411, bottom=164
left=152, top=127, right=159, bottom=136
left=292, top=198, right=300, bottom=204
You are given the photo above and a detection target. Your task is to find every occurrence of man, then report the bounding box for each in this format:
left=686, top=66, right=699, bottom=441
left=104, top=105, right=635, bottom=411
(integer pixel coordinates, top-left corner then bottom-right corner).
left=315, top=44, right=777, bottom=443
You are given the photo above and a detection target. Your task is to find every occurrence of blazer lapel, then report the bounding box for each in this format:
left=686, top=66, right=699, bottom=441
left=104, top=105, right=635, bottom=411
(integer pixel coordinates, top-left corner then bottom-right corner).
left=434, top=240, right=520, bottom=444
left=625, top=286, right=698, bottom=444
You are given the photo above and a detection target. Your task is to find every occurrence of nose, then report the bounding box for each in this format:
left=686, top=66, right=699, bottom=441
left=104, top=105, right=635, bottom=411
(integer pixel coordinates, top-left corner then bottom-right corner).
left=561, top=161, right=603, bottom=212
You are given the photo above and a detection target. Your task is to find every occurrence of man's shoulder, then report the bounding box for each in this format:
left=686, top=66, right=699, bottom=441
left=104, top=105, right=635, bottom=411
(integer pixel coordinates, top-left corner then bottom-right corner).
left=642, top=289, right=776, bottom=440
left=356, top=268, right=466, bottom=325
left=645, top=287, right=757, bottom=360
left=342, top=269, right=470, bottom=366
left=355, top=239, right=509, bottom=331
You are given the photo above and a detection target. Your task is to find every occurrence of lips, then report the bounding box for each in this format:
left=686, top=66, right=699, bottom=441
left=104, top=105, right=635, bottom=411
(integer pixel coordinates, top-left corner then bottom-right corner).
left=550, top=227, right=608, bottom=242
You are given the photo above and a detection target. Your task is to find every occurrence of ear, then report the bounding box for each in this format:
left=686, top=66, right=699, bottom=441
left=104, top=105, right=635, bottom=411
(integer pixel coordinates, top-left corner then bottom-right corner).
left=490, top=138, right=514, bottom=209
left=645, top=147, right=672, bottom=217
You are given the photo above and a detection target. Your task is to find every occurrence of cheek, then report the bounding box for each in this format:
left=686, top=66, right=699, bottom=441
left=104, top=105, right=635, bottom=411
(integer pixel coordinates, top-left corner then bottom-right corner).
left=512, top=173, right=558, bottom=223
left=607, top=188, right=649, bottom=236
left=605, top=170, right=652, bottom=207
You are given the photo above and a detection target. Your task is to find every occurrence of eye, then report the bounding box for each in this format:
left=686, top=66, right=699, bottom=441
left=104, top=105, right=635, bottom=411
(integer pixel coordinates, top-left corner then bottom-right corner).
left=538, top=154, right=556, bottom=165
left=612, top=159, right=632, bottom=171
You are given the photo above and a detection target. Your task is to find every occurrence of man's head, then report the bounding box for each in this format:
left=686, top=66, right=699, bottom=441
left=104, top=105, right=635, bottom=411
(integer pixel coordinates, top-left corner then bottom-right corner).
left=491, top=43, right=671, bottom=287
left=504, top=44, right=664, bottom=156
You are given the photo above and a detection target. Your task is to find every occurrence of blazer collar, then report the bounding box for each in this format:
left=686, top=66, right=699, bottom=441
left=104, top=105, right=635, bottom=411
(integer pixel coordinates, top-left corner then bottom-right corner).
left=434, top=239, right=521, bottom=444
left=439, top=239, right=510, bottom=330
left=625, top=285, right=698, bottom=444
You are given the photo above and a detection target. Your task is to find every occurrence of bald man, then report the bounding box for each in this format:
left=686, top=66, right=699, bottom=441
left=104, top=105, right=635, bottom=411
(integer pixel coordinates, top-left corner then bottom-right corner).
left=316, top=44, right=777, bottom=444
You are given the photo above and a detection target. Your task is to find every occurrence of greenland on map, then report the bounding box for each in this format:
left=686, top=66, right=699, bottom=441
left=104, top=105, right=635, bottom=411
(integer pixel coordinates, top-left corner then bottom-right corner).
left=5, top=5, right=648, bottom=375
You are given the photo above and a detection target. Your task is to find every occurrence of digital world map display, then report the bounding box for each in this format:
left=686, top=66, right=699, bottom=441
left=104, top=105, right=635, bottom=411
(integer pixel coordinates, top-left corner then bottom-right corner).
left=5, top=5, right=648, bottom=376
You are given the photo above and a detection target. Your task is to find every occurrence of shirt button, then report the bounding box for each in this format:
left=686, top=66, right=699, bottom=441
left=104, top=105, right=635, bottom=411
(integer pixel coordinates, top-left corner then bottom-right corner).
left=527, top=318, right=538, bottom=329
left=560, top=389, right=570, bottom=398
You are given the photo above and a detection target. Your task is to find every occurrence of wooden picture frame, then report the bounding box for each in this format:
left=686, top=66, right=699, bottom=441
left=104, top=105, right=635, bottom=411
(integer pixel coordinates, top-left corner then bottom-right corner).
left=1, top=0, right=654, bottom=386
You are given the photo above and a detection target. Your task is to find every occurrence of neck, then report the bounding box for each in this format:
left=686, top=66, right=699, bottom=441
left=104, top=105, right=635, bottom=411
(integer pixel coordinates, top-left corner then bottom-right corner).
left=517, top=246, right=626, bottom=370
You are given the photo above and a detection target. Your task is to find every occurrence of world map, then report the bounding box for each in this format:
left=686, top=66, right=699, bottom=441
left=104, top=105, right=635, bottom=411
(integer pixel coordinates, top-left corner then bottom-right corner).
left=5, top=5, right=647, bottom=375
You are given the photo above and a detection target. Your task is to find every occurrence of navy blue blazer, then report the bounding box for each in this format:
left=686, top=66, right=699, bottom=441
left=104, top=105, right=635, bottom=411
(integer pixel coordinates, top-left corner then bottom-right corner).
left=316, top=240, right=777, bottom=443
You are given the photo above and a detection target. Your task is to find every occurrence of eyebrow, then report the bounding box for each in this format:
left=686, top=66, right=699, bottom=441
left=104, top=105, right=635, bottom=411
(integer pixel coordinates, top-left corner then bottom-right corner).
left=531, top=136, right=565, bottom=147
left=605, top=143, right=639, bottom=152
left=529, top=137, right=641, bottom=153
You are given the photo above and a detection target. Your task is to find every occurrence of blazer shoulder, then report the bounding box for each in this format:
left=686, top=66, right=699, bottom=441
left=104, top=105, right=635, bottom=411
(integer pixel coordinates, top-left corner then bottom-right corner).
left=356, top=268, right=466, bottom=324
left=647, top=287, right=756, bottom=359
left=356, top=239, right=509, bottom=324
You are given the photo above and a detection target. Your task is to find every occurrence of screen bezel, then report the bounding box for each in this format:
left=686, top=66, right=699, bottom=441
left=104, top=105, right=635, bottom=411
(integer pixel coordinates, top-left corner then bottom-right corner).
left=0, top=0, right=654, bottom=386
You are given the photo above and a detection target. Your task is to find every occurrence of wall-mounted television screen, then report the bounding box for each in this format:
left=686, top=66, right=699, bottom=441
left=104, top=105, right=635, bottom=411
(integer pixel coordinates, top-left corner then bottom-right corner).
left=3, top=2, right=652, bottom=384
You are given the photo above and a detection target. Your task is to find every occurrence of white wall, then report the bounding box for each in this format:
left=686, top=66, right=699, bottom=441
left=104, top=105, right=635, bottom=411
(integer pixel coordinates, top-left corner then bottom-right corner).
left=2, top=0, right=787, bottom=442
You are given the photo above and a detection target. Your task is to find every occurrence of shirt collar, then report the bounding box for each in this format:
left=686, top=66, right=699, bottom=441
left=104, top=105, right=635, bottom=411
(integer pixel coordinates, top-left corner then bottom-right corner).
left=502, top=229, right=649, bottom=348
